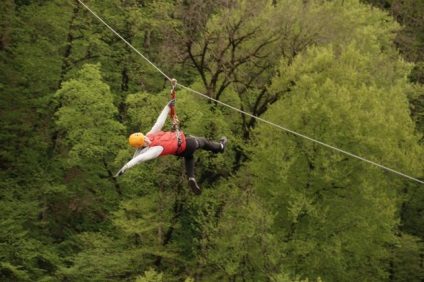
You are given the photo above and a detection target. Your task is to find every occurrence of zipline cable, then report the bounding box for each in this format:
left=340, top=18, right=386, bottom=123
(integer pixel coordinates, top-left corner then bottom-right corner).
left=76, top=0, right=171, bottom=81
left=76, top=0, right=424, bottom=185
left=178, top=84, right=424, bottom=185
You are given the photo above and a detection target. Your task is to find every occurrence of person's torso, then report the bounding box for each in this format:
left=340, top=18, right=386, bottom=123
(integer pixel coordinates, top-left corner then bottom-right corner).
left=146, top=131, right=186, bottom=156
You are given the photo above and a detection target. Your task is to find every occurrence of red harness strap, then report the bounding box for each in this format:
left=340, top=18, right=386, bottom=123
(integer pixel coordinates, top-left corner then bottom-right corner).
left=170, top=78, right=177, bottom=120
left=170, top=78, right=183, bottom=154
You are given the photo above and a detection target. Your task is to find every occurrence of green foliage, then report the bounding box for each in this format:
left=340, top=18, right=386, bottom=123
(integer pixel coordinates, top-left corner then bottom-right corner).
left=59, top=232, right=138, bottom=281
left=192, top=187, right=283, bottom=280
left=55, top=63, right=125, bottom=166
left=0, top=195, right=61, bottom=282
left=247, top=22, right=423, bottom=280
left=390, top=233, right=424, bottom=281
left=1, top=0, right=424, bottom=281
left=136, top=269, right=163, bottom=282
left=271, top=273, right=323, bottom=282
left=52, top=62, right=126, bottom=239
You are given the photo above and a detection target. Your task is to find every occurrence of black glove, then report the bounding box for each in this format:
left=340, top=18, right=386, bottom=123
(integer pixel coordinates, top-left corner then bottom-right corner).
left=114, top=167, right=125, bottom=178
left=168, top=99, right=175, bottom=107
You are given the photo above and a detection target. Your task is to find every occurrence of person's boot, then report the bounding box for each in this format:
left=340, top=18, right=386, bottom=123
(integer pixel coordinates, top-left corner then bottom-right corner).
left=188, top=178, right=201, bottom=195
left=219, top=136, right=227, bottom=153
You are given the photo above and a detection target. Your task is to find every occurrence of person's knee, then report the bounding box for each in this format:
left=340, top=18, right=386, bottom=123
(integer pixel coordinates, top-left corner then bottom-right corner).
left=195, top=137, right=206, bottom=148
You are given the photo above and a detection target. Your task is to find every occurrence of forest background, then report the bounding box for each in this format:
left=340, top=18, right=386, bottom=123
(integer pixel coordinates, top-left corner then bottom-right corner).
left=1, top=0, right=424, bottom=281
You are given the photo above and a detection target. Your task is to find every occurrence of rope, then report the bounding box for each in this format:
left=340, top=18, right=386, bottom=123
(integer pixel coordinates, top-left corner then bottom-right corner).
left=178, top=85, right=423, bottom=185
left=170, top=78, right=177, bottom=122
left=76, top=0, right=171, bottom=81
left=76, top=0, right=424, bottom=185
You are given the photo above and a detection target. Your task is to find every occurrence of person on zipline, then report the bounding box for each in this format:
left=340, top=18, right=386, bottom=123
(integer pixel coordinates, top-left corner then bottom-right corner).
left=115, top=99, right=227, bottom=195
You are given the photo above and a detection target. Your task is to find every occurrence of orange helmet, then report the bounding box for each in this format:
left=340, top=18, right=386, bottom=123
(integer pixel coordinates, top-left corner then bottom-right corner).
left=129, top=132, right=145, bottom=148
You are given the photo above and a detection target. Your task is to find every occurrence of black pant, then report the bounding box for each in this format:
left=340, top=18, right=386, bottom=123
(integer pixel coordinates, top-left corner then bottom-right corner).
left=177, top=137, right=221, bottom=178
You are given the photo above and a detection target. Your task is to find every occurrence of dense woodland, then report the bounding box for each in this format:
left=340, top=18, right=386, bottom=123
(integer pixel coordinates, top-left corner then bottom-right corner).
left=1, top=0, right=424, bottom=281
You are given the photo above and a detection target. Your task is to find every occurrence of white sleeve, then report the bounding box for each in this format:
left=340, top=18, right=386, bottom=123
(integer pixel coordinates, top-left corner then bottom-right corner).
left=147, top=105, right=169, bottom=135
left=115, top=146, right=163, bottom=177
left=132, top=147, right=147, bottom=159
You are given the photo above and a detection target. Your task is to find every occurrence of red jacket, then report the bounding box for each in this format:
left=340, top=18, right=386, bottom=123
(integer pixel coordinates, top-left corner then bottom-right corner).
left=146, top=131, right=186, bottom=156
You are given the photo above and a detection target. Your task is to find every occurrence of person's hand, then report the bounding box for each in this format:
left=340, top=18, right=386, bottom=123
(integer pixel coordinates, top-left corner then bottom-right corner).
left=168, top=99, right=175, bottom=107
left=114, top=168, right=124, bottom=178
left=114, top=165, right=127, bottom=178
left=172, top=116, right=180, bottom=126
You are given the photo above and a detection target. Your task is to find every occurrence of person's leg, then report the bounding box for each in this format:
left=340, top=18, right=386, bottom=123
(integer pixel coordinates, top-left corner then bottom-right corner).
left=195, top=136, right=227, bottom=153
left=181, top=137, right=201, bottom=195
left=182, top=137, right=197, bottom=178
left=184, top=154, right=195, bottom=179
left=179, top=136, right=227, bottom=195
left=185, top=155, right=201, bottom=195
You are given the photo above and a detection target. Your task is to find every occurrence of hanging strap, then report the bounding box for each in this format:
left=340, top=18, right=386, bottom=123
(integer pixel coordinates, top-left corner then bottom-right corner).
left=170, top=78, right=177, bottom=121
left=170, top=78, right=182, bottom=154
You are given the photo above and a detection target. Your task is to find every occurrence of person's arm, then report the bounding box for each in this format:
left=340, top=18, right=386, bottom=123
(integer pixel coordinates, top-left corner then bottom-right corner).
left=132, top=147, right=147, bottom=159
left=147, top=100, right=175, bottom=135
left=115, top=146, right=164, bottom=177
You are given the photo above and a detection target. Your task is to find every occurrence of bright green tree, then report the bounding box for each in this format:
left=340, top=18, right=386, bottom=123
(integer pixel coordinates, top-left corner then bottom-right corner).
left=55, top=63, right=125, bottom=167
left=2, top=0, right=424, bottom=281
left=51, top=63, right=125, bottom=262
left=0, top=1, right=79, bottom=280
left=249, top=40, right=422, bottom=282
left=191, top=187, right=283, bottom=280
left=229, top=1, right=424, bottom=280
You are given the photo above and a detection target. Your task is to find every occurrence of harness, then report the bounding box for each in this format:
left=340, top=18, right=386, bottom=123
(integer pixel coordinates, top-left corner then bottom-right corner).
left=170, top=79, right=183, bottom=155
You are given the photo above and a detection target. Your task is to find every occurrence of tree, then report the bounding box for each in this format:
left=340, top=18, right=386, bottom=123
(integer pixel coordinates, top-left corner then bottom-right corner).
left=2, top=0, right=424, bottom=280
left=55, top=63, right=125, bottom=168
left=248, top=39, right=423, bottom=281
left=192, top=187, right=283, bottom=280
left=234, top=2, right=424, bottom=280
left=0, top=1, right=79, bottom=280
left=363, top=0, right=424, bottom=138
left=37, top=63, right=126, bottom=279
